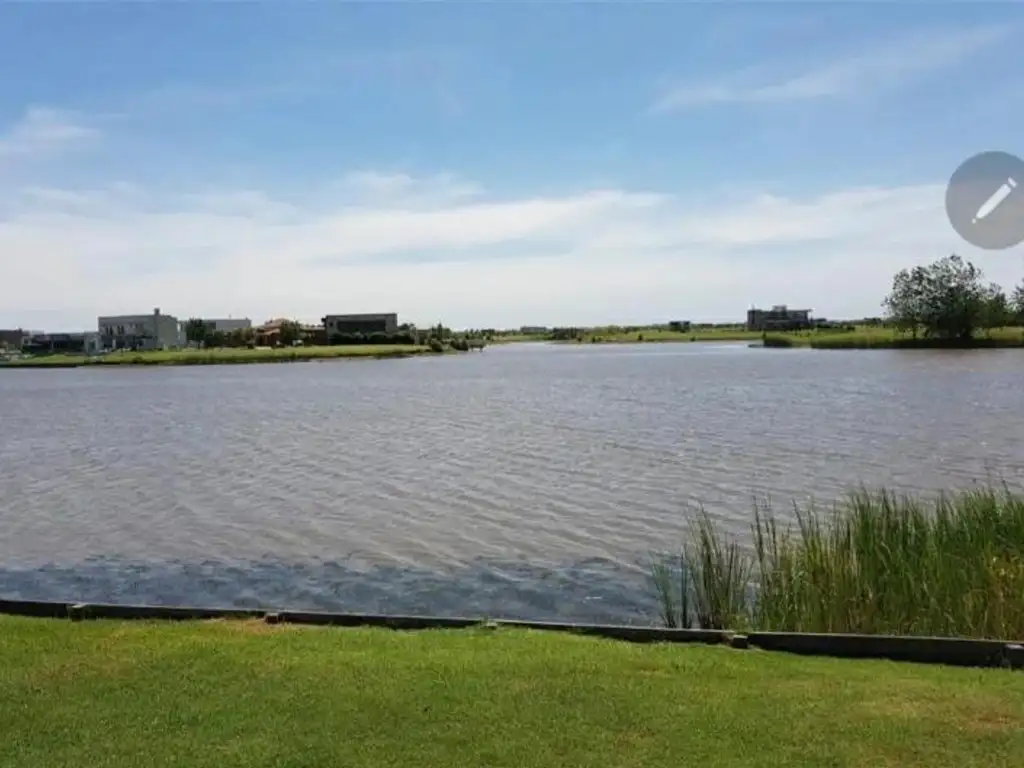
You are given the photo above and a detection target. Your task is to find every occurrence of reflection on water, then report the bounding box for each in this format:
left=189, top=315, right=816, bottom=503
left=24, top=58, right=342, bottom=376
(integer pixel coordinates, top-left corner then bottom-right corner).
left=2, top=342, right=1023, bottom=621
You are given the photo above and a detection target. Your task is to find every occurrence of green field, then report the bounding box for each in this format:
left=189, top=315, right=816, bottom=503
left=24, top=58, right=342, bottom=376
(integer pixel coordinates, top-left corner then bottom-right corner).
left=3, top=616, right=1023, bottom=767
left=0, top=345, right=437, bottom=368
left=763, top=326, right=1024, bottom=349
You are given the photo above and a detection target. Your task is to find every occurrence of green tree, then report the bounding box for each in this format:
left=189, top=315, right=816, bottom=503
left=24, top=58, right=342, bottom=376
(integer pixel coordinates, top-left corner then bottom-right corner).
left=1012, top=281, right=1024, bottom=325
left=883, top=266, right=927, bottom=339
left=278, top=320, right=302, bottom=346
left=184, top=318, right=210, bottom=346
left=979, top=284, right=1010, bottom=337
left=883, top=255, right=988, bottom=341
left=226, top=328, right=253, bottom=348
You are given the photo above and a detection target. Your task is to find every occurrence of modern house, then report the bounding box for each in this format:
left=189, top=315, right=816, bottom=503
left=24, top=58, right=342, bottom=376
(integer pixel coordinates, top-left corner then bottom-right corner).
left=746, top=305, right=813, bottom=332
left=0, top=329, right=29, bottom=350
left=199, top=317, right=253, bottom=333
left=322, top=313, right=398, bottom=336
left=22, top=331, right=102, bottom=355
left=98, top=308, right=184, bottom=351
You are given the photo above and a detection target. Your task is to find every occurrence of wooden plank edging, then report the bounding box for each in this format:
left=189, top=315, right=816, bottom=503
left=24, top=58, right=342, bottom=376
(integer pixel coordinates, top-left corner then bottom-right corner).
left=0, top=599, right=1020, bottom=669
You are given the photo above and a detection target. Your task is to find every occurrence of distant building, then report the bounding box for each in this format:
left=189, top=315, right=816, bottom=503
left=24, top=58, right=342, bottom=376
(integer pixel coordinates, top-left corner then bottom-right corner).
left=519, top=326, right=549, bottom=335
left=0, top=329, right=29, bottom=350
left=746, top=305, right=813, bottom=332
left=200, top=318, right=252, bottom=333
left=668, top=320, right=691, bottom=332
left=322, top=313, right=398, bottom=336
left=254, top=318, right=325, bottom=346
left=22, top=331, right=101, bottom=355
left=98, top=308, right=184, bottom=351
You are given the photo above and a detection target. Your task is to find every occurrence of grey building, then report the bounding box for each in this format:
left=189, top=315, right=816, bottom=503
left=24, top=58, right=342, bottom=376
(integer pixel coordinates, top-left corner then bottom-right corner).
left=322, top=313, right=398, bottom=336
left=0, top=329, right=29, bottom=350
left=746, top=305, right=813, bottom=332
left=99, top=308, right=184, bottom=350
left=201, top=317, right=252, bottom=333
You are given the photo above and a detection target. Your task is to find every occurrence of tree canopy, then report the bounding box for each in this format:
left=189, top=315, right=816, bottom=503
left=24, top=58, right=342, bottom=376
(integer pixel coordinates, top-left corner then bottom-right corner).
left=883, top=255, right=1023, bottom=340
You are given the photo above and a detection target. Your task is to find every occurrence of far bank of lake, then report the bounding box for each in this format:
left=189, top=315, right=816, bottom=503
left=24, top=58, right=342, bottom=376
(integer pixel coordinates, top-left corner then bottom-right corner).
left=0, top=344, right=453, bottom=369
left=540, top=325, right=1024, bottom=349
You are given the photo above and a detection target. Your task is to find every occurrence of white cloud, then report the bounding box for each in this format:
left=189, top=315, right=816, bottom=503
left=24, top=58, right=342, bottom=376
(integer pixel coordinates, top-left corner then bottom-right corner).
left=651, top=25, right=1009, bottom=112
left=336, top=172, right=483, bottom=206
left=0, top=106, right=100, bottom=158
left=3, top=170, right=1019, bottom=331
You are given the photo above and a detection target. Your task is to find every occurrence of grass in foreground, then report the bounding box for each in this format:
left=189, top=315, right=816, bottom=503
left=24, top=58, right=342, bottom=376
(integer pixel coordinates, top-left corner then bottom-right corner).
left=653, top=486, right=1024, bottom=639
left=0, top=345, right=435, bottom=368
left=3, top=616, right=1023, bottom=767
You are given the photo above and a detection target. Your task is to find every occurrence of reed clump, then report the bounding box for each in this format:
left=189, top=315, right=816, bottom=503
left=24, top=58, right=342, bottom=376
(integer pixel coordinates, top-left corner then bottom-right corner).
left=651, top=486, right=1024, bottom=639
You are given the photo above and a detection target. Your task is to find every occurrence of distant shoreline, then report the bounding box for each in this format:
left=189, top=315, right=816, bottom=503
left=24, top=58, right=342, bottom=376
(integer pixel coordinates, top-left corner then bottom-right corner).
left=0, top=344, right=451, bottom=369
left=498, top=325, right=1024, bottom=350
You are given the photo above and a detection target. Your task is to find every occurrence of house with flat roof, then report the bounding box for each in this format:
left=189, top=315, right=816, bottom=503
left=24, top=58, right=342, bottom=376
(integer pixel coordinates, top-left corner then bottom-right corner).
left=0, top=329, right=29, bottom=350
left=23, top=331, right=101, bottom=355
left=200, top=317, right=252, bottom=333
left=322, top=313, right=398, bottom=336
left=98, top=308, right=184, bottom=351
left=746, top=305, right=813, bottom=332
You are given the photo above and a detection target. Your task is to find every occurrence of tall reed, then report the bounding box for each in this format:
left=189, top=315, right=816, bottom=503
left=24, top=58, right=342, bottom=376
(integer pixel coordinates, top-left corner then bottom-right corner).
left=650, top=507, right=751, bottom=630
left=651, top=486, right=1024, bottom=640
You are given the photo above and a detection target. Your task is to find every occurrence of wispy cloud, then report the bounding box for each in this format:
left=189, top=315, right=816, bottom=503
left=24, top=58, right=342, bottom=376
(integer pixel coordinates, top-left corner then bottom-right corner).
left=651, top=25, right=1009, bottom=112
left=336, top=171, right=483, bottom=206
left=2, top=170, right=1014, bottom=331
left=0, top=106, right=100, bottom=158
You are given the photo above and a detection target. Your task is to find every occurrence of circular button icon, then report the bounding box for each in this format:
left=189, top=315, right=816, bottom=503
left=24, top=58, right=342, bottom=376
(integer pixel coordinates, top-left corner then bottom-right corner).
left=945, top=150, right=1024, bottom=251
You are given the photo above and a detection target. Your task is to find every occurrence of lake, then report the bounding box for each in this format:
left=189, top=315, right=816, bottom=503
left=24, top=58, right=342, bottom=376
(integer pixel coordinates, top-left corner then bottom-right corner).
left=2, top=342, right=1023, bottom=624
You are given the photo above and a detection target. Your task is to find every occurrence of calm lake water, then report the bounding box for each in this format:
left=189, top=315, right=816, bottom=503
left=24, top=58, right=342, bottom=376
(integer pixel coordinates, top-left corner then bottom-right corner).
left=2, top=342, right=1023, bottom=623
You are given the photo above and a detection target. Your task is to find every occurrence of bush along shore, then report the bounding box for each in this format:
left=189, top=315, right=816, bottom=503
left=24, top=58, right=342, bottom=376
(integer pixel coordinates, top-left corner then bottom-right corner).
left=651, top=485, right=1024, bottom=640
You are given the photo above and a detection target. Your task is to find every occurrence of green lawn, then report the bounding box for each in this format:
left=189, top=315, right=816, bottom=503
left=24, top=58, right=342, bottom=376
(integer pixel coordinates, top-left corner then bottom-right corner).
left=2, top=617, right=1022, bottom=767
left=0, top=345, right=435, bottom=368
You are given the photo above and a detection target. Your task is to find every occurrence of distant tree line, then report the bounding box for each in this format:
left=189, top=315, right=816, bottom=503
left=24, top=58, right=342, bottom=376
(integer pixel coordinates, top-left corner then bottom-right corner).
left=184, top=320, right=256, bottom=348
left=884, top=255, right=1024, bottom=340
left=183, top=317, right=487, bottom=351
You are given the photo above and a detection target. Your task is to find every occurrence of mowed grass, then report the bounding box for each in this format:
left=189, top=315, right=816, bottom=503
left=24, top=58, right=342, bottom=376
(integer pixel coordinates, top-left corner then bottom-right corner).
left=3, top=617, right=1024, bottom=768
left=0, top=345, right=434, bottom=368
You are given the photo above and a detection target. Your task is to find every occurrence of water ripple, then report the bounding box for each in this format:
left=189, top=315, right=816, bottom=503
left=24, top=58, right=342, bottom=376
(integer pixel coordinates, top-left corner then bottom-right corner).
left=2, top=343, right=1024, bottom=617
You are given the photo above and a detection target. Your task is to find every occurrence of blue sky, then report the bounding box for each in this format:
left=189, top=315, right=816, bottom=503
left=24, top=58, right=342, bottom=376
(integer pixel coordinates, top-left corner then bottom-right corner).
left=1, top=2, right=1022, bottom=330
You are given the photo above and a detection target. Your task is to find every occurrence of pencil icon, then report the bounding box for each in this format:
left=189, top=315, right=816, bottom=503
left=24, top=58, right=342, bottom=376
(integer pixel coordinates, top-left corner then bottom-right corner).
left=972, top=177, right=1017, bottom=224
